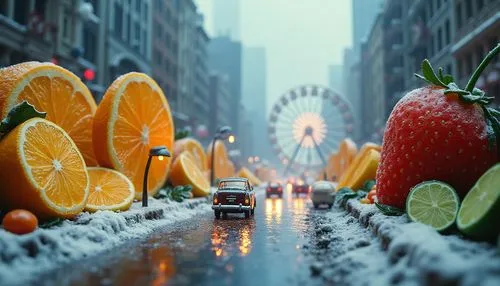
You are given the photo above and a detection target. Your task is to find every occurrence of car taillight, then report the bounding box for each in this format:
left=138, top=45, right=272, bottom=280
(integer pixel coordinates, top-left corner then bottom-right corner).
left=308, top=186, right=312, bottom=192
left=213, top=193, right=218, bottom=204
left=244, top=194, right=250, bottom=205
left=278, top=187, right=282, bottom=192
left=266, top=187, right=270, bottom=192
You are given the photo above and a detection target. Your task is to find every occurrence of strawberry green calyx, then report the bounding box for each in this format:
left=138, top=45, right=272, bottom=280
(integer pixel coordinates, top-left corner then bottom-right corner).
left=415, top=43, right=500, bottom=154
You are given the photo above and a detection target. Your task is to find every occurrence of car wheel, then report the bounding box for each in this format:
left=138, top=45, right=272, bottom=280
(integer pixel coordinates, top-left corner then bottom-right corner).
left=251, top=207, right=255, bottom=215
left=266, top=193, right=269, bottom=198
left=244, top=210, right=250, bottom=219
left=328, top=204, right=333, bottom=208
left=313, top=203, right=319, bottom=209
left=222, top=212, right=228, bottom=219
left=214, top=210, right=221, bottom=219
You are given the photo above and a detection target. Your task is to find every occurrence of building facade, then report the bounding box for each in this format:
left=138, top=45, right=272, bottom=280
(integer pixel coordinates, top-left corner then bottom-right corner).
left=193, top=14, right=210, bottom=125
left=328, top=64, right=343, bottom=94
left=208, top=36, right=242, bottom=134
left=452, top=0, right=500, bottom=107
left=208, top=72, right=232, bottom=133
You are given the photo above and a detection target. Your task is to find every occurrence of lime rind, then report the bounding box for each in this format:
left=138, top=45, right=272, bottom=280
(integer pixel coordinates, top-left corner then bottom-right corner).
left=406, top=180, right=460, bottom=232
left=457, top=163, right=500, bottom=235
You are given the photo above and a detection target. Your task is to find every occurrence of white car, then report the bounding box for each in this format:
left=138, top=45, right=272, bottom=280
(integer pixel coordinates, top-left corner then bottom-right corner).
left=311, top=181, right=335, bottom=209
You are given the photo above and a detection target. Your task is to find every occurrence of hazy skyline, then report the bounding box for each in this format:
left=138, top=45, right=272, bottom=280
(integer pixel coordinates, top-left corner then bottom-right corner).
left=196, top=0, right=353, bottom=114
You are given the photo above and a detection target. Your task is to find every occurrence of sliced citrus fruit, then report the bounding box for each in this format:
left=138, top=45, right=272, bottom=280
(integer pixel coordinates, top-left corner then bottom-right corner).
left=0, top=118, right=89, bottom=220
left=170, top=151, right=210, bottom=197
left=0, top=62, right=98, bottom=166
left=237, top=167, right=262, bottom=186
left=174, top=137, right=207, bottom=171
left=206, top=140, right=228, bottom=181
left=85, top=167, right=135, bottom=212
left=93, top=72, right=174, bottom=199
left=457, top=163, right=500, bottom=240
left=406, top=181, right=460, bottom=232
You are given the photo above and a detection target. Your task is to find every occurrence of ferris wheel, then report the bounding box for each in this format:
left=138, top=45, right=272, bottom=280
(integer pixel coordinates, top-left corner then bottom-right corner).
left=267, top=84, right=355, bottom=175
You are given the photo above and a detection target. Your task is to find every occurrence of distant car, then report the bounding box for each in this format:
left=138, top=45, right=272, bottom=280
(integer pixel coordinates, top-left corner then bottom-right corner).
left=310, top=181, right=335, bottom=208
left=292, top=180, right=311, bottom=197
left=266, top=182, right=283, bottom=198
left=212, top=177, right=256, bottom=219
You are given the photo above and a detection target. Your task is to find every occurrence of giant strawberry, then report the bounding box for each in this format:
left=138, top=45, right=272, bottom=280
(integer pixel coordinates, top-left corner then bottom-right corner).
left=377, top=44, right=500, bottom=209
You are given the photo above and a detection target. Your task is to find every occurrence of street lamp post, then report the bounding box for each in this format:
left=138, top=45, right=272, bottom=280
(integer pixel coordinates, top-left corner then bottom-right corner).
left=210, top=126, right=232, bottom=186
left=143, top=146, right=171, bottom=207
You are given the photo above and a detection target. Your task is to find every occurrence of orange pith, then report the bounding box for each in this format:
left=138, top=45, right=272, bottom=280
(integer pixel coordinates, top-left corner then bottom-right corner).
left=85, top=167, right=135, bottom=212
left=0, top=62, right=98, bottom=166
left=93, top=73, right=174, bottom=199
left=174, top=138, right=207, bottom=171
left=170, top=152, right=210, bottom=197
left=0, top=118, right=89, bottom=219
left=206, top=140, right=229, bottom=180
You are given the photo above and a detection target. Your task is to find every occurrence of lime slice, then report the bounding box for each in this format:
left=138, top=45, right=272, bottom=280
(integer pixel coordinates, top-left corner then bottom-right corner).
left=457, top=163, right=500, bottom=240
left=406, top=181, right=460, bottom=232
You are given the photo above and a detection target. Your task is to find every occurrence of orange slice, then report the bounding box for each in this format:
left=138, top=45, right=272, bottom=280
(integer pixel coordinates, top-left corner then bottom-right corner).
left=237, top=167, right=262, bottom=186
left=0, top=118, right=89, bottom=220
left=174, top=138, right=207, bottom=171
left=170, top=152, right=210, bottom=197
left=0, top=62, right=98, bottom=166
left=93, top=72, right=174, bottom=199
left=85, top=167, right=135, bottom=212
left=206, top=140, right=229, bottom=180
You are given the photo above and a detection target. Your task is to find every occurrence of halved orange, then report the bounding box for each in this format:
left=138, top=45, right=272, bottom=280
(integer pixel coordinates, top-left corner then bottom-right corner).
left=237, top=167, right=262, bottom=186
left=0, top=62, right=98, bottom=166
left=93, top=72, right=174, bottom=199
left=174, top=137, right=207, bottom=171
left=170, top=152, right=210, bottom=197
left=206, top=140, right=228, bottom=180
left=85, top=167, right=135, bottom=212
left=0, top=118, right=89, bottom=220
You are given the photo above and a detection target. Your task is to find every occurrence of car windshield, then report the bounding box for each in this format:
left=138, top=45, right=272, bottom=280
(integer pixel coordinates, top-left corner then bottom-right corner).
left=269, top=182, right=280, bottom=187
left=219, top=181, right=246, bottom=190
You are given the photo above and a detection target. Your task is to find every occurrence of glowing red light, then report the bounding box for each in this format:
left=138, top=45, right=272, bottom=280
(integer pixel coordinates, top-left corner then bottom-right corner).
left=83, top=69, right=95, bottom=81
left=50, top=57, right=58, bottom=65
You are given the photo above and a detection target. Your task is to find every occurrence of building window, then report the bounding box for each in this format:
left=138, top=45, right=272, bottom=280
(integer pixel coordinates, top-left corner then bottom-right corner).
left=83, top=24, right=97, bottom=64
left=135, top=0, right=141, bottom=13
left=436, top=0, right=441, bottom=10
left=127, top=12, right=132, bottom=42
left=476, top=45, right=484, bottom=67
left=86, top=0, right=99, bottom=15
left=14, top=0, right=29, bottom=25
left=114, top=3, right=123, bottom=38
left=143, top=2, right=148, bottom=21
left=445, top=19, right=451, bottom=45
left=62, top=11, right=72, bottom=41
left=134, top=22, right=140, bottom=51
left=477, top=0, right=484, bottom=11
left=465, top=0, right=473, bottom=19
left=456, top=3, right=462, bottom=29
left=142, top=28, right=147, bottom=56
left=0, top=1, right=7, bottom=15
left=466, top=52, right=473, bottom=76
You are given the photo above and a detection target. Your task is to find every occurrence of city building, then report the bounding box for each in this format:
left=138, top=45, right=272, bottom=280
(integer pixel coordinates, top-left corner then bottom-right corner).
left=452, top=0, right=500, bottom=106
left=152, top=0, right=179, bottom=109
left=208, top=36, right=242, bottom=134
left=177, top=0, right=197, bottom=127
left=212, top=0, right=240, bottom=40
left=343, top=0, right=384, bottom=142
left=242, top=46, right=271, bottom=160
left=208, top=72, right=232, bottom=134
left=192, top=14, right=210, bottom=126
left=360, top=12, right=386, bottom=143
left=106, top=0, right=151, bottom=87
left=328, top=64, right=343, bottom=94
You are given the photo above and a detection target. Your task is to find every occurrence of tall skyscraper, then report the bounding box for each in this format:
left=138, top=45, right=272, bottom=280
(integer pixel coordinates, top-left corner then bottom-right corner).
left=242, top=46, right=270, bottom=159
left=328, top=65, right=343, bottom=94
left=351, top=0, right=384, bottom=60
left=212, top=0, right=240, bottom=40
left=208, top=36, right=242, bottom=134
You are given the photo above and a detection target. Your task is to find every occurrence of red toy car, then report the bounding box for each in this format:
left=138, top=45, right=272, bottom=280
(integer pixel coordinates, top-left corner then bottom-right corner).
left=292, top=181, right=311, bottom=197
left=266, top=182, right=283, bottom=198
left=212, top=177, right=256, bottom=219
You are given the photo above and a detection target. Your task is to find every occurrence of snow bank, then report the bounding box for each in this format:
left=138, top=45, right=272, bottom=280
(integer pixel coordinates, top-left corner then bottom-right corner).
left=0, top=197, right=211, bottom=285
left=336, top=199, right=500, bottom=285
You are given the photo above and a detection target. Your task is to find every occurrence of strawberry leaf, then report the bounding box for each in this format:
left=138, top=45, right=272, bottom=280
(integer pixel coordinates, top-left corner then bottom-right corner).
left=175, top=129, right=190, bottom=140
left=375, top=202, right=405, bottom=216
left=0, top=101, right=46, bottom=138
left=417, top=59, right=446, bottom=88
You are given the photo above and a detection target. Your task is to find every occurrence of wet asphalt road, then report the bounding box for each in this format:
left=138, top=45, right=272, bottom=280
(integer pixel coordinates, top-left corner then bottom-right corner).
left=38, top=188, right=327, bottom=286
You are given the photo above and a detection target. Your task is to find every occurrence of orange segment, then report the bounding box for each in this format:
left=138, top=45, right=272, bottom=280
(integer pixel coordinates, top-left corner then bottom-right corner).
left=85, top=167, right=135, bottom=212
left=0, top=118, right=89, bottom=220
left=93, top=72, right=174, bottom=199
left=237, top=167, right=262, bottom=186
left=170, top=152, right=210, bottom=197
left=0, top=62, right=98, bottom=166
left=206, top=140, right=229, bottom=180
left=174, top=138, right=207, bottom=171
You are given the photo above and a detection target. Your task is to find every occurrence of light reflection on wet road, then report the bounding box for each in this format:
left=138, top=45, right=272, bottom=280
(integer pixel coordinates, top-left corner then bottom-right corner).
left=39, top=189, right=322, bottom=286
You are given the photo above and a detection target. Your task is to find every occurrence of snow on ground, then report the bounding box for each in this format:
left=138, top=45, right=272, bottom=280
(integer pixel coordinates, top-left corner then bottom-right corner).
left=304, top=200, right=500, bottom=286
left=0, top=197, right=212, bottom=285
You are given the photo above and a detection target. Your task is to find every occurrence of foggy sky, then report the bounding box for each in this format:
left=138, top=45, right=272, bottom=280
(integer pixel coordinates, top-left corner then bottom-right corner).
left=196, top=0, right=353, bottom=115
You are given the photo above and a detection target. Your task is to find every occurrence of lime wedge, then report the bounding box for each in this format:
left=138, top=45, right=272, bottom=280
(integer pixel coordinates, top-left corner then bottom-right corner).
left=406, top=181, right=460, bottom=232
left=457, top=163, right=500, bottom=240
